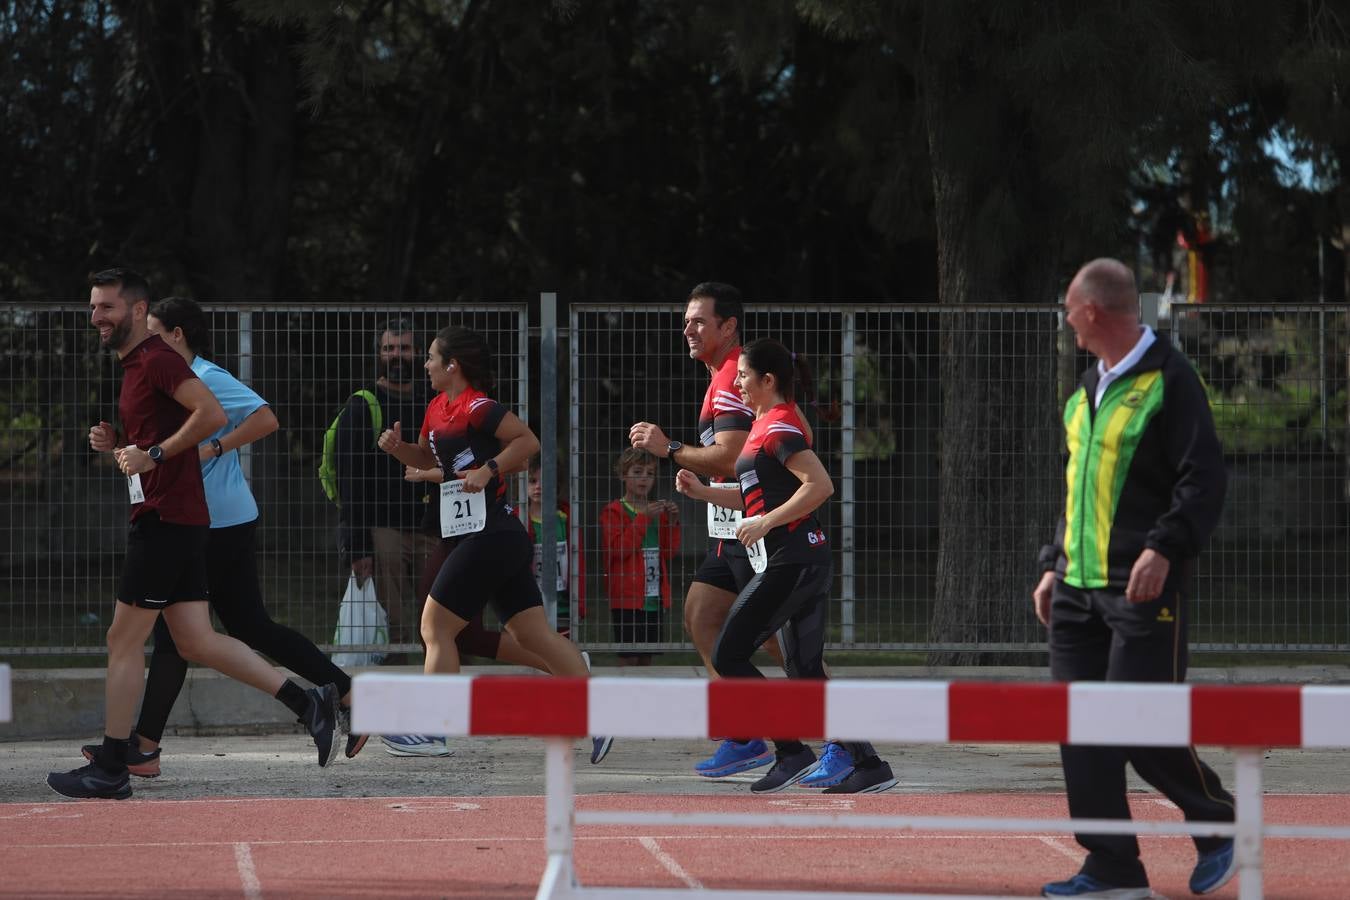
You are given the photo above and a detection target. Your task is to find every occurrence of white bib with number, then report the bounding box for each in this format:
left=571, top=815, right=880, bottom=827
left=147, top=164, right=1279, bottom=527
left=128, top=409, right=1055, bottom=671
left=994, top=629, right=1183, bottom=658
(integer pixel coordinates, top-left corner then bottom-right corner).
left=532, top=540, right=569, bottom=592
left=127, top=473, right=145, bottom=504
left=643, top=546, right=662, bottom=597
left=740, top=515, right=768, bottom=574
left=440, top=480, right=487, bottom=537
left=705, top=482, right=743, bottom=539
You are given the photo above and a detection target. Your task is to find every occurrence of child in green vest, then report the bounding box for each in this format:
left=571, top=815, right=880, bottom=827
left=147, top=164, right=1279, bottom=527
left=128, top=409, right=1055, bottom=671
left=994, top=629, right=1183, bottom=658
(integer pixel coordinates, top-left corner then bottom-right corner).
left=599, top=448, right=681, bottom=666
left=522, top=458, right=584, bottom=637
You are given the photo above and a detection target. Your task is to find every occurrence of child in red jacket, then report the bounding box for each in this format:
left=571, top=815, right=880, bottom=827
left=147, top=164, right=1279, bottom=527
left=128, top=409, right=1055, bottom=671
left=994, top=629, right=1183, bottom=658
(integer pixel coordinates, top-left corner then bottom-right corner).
left=599, top=448, right=681, bottom=666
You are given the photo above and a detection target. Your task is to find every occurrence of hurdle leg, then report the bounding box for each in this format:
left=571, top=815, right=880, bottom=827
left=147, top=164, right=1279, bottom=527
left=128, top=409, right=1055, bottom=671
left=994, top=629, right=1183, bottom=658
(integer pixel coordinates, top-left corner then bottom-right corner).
left=536, top=737, right=580, bottom=900
left=1233, top=747, right=1263, bottom=900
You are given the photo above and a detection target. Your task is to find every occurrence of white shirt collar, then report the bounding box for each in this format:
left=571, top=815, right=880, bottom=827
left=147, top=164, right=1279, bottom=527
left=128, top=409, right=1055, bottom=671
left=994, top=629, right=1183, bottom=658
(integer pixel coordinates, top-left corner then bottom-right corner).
left=1095, top=325, right=1156, bottom=407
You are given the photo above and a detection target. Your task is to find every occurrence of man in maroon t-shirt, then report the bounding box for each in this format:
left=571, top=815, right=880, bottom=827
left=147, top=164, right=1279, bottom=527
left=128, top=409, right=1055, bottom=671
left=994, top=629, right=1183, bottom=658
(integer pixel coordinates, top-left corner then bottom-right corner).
left=47, top=268, right=342, bottom=800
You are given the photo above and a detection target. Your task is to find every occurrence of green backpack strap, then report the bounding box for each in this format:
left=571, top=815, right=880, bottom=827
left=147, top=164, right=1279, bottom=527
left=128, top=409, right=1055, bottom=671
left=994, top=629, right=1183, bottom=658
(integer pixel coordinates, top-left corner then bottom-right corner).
left=318, top=389, right=385, bottom=505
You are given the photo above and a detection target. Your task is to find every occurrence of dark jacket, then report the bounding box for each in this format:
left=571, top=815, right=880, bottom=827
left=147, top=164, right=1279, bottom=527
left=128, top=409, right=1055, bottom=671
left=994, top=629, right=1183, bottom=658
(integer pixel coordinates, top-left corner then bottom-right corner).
left=1039, top=336, right=1226, bottom=589
left=335, top=383, right=428, bottom=560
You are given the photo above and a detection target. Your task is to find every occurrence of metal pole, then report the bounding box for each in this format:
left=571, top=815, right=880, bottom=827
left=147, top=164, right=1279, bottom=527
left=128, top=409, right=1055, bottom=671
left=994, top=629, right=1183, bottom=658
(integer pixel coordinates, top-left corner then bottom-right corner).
left=237, top=311, right=254, bottom=481
left=540, top=294, right=558, bottom=629
left=840, top=312, right=857, bottom=645
left=1234, top=748, right=1264, bottom=900
left=568, top=306, right=582, bottom=643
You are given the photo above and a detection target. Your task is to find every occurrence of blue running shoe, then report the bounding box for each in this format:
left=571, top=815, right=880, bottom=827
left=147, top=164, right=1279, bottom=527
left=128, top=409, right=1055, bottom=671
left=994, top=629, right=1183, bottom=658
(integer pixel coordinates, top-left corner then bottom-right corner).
left=799, top=741, right=854, bottom=788
left=1041, top=873, right=1150, bottom=898
left=1189, top=839, right=1236, bottom=895
left=694, top=739, right=773, bottom=777
left=381, top=734, right=451, bottom=757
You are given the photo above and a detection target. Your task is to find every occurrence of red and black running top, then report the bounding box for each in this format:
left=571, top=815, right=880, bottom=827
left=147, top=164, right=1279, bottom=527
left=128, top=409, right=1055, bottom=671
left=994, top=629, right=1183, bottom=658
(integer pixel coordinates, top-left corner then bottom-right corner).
left=421, top=387, right=515, bottom=534
left=734, top=403, right=829, bottom=566
left=696, top=350, right=755, bottom=476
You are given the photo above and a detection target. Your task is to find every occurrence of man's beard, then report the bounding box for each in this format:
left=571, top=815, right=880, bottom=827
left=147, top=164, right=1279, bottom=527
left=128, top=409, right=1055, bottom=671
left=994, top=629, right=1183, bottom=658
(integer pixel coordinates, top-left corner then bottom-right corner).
left=381, top=359, right=415, bottom=385
left=104, top=318, right=134, bottom=351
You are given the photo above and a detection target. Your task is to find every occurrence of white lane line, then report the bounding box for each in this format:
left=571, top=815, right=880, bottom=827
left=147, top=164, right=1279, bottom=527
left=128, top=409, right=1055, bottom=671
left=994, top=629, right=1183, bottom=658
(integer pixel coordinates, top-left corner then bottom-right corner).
left=1149, top=799, right=1179, bottom=810
left=1036, top=835, right=1082, bottom=862
left=234, top=842, right=263, bottom=900
left=9, top=833, right=1194, bottom=850
left=638, top=837, right=703, bottom=889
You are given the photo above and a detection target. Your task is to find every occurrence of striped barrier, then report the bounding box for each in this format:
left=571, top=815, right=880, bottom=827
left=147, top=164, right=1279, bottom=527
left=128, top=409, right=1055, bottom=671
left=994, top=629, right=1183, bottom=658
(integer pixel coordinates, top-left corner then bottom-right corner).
left=352, top=675, right=1350, bottom=900
left=0, top=663, right=10, bottom=724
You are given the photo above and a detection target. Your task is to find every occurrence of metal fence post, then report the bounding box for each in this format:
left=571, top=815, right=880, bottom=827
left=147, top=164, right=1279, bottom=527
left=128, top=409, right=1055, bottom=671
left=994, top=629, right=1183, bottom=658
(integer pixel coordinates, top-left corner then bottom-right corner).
left=237, top=311, right=254, bottom=481
left=840, top=311, right=857, bottom=645
left=540, top=294, right=558, bottom=630
left=568, top=306, right=582, bottom=644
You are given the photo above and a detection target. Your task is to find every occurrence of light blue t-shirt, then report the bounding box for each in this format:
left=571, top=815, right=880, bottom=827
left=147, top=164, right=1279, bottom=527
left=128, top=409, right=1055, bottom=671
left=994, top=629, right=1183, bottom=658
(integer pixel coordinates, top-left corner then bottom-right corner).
left=193, top=356, right=266, bottom=528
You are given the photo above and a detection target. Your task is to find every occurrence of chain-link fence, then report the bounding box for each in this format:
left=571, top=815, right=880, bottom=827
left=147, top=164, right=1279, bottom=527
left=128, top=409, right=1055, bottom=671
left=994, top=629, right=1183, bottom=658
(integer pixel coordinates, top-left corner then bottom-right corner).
left=2, top=300, right=1346, bottom=659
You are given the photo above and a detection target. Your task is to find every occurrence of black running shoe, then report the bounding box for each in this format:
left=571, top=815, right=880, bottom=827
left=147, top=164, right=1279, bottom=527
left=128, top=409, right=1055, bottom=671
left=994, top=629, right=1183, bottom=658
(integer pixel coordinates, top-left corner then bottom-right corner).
left=590, top=735, right=614, bottom=764
left=47, top=761, right=132, bottom=800
left=823, top=758, right=898, bottom=794
left=337, top=705, right=369, bottom=759
left=80, top=732, right=161, bottom=778
left=750, top=745, right=819, bottom=794
left=301, top=683, right=341, bottom=767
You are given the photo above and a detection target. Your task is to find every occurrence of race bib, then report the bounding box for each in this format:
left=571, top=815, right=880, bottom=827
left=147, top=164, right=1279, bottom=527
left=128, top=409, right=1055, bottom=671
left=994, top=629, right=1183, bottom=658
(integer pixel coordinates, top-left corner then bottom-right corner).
left=532, top=540, right=569, bottom=592
left=127, top=473, right=145, bottom=504
left=440, top=480, right=486, bottom=537
left=705, top=482, right=743, bottom=539
left=643, top=546, right=661, bottom=597
left=740, top=515, right=768, bottom=574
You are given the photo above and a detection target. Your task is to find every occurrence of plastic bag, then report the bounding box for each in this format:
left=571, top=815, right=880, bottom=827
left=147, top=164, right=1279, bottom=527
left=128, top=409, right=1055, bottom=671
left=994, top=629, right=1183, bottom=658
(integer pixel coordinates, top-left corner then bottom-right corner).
left=331, top=574, right=388, bottom=666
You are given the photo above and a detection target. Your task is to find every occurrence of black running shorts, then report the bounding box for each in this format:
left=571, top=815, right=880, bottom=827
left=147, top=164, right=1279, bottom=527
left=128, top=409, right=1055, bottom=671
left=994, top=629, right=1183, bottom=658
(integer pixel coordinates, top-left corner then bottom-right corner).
left=428, top=526, right=544, bottom=625
left=690, top=541, right=755, bottom=595
left=117, top=511, right=209, bottom=609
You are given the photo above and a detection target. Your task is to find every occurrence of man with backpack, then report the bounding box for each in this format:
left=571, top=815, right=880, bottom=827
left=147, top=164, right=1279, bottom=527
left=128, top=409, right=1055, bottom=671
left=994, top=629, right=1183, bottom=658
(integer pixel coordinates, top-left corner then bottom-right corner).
left=327, top=319, right=434, bottom=659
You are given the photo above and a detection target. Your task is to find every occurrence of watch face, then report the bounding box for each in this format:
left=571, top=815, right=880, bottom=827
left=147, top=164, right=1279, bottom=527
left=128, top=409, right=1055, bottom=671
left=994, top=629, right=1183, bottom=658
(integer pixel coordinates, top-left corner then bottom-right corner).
left=148, top=446, right=163, bottom=462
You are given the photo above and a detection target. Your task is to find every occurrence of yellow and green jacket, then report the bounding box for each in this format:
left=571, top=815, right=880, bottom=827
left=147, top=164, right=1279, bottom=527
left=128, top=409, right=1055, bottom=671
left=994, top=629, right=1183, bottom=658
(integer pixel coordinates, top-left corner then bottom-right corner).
left=1038, top=339, right=1226, bottom=589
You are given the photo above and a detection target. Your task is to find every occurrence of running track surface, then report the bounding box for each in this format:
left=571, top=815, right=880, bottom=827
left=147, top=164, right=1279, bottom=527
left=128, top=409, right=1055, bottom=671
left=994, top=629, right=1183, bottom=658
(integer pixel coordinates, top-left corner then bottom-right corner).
left=2, top=793, right=1347, bottom=898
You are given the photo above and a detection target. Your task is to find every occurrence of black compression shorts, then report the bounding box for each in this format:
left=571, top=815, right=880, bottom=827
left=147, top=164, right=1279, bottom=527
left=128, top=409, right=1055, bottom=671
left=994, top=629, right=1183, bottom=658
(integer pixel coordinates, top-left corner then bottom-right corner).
left=427, top=528, right=543, bottom=625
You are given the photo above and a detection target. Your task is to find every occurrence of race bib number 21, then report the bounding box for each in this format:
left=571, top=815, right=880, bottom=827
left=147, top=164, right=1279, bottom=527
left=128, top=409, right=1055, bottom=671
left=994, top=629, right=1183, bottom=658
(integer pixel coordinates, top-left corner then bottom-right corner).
left=440, top=480, right=487, bottom=537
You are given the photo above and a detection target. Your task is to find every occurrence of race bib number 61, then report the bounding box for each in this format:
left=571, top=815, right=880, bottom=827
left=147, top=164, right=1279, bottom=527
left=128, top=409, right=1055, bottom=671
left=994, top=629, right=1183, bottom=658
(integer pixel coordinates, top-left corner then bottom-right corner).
left=440, top=480, right=487, bottom=537
left=739, top=515, right=768, bottom=574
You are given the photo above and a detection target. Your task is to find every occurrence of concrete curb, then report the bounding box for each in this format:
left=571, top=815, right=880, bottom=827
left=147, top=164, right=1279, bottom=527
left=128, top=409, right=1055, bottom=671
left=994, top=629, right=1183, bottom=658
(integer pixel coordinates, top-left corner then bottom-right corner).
left=3, top=663, right=1347, bottom=741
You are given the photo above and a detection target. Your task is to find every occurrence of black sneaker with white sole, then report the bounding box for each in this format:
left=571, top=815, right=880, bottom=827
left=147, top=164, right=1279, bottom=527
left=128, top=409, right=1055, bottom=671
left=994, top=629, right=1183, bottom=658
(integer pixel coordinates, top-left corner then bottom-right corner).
left=301, top=683, right=342, bottom=767
left=750, top=745, right=819, bottom=794
left=47, top=761, right=132, bottom=800
left=822, top=758, right=898, bottom=794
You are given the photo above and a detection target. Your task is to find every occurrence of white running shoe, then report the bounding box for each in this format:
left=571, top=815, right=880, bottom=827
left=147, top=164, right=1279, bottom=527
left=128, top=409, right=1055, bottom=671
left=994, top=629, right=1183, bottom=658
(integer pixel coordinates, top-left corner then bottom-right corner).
left=381, top=734, right=451, bottom=757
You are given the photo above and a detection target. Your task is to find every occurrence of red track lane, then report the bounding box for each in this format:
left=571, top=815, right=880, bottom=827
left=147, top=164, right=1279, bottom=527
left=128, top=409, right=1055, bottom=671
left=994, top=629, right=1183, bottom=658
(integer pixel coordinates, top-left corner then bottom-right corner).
left=1, top=793, right=1346, bottom=898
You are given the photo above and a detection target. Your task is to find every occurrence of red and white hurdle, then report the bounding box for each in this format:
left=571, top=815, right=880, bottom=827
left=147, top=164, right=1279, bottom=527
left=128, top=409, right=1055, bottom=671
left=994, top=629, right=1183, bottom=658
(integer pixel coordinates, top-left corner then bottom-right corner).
left=352, top=675, right=1350, bottom=900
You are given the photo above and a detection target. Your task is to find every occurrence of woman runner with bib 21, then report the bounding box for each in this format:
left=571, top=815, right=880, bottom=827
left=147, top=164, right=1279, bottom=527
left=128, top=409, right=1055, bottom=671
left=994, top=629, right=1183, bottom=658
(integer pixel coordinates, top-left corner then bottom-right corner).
left=676, top=338, right=896, bottom=793
left=376, top=325, right=612, bottom=764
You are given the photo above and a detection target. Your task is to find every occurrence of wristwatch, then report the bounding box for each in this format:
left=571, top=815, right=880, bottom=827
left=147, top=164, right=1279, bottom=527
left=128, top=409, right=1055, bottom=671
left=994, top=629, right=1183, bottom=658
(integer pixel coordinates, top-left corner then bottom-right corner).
left=210, top=438, right=223, bottom=458
left=147, top=445, right=164, bottom=465
left=666, top=440, right=683, bottom=461
left=485, top=458, right=500, bottom=475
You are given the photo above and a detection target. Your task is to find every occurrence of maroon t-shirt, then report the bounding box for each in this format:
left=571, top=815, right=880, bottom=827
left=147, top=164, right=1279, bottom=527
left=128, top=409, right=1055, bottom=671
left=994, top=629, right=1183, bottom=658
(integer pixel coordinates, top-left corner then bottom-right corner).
left=118, top=335, right=210, bottom=525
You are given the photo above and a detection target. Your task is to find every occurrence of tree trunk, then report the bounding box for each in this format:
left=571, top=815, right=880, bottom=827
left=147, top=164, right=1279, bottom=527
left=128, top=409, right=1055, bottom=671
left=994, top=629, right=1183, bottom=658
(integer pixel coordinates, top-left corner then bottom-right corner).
left=921, top=61, right=1063, bottom=666
left=188, top=3, right=297, bottom=300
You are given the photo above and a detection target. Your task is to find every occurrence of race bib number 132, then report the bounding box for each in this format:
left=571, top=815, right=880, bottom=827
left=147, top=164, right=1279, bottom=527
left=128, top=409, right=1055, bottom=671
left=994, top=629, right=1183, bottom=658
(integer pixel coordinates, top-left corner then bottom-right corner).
left=705, top=482, right=743, bottom=539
